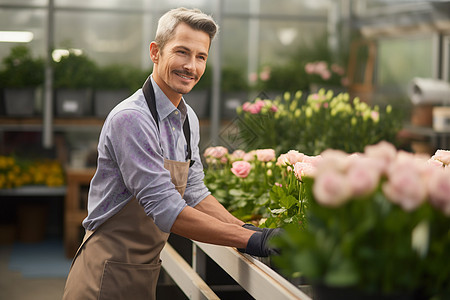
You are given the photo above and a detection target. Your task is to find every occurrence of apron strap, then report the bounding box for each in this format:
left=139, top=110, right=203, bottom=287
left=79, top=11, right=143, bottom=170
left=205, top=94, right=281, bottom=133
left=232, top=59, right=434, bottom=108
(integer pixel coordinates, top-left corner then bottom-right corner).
left=143, top=77, right=194, bottom=167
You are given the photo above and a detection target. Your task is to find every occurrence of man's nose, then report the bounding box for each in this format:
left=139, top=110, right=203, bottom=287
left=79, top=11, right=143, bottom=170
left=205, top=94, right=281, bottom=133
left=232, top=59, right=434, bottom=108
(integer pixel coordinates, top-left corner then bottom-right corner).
left=183, top=55, right=196, bottom=73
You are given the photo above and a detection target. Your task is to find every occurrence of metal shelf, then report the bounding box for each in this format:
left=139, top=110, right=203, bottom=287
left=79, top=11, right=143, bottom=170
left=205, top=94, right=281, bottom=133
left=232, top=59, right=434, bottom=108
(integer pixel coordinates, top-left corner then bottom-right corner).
left=0, top=117, right=104, bottom=132
left=0, top=185, right=66, bottom=197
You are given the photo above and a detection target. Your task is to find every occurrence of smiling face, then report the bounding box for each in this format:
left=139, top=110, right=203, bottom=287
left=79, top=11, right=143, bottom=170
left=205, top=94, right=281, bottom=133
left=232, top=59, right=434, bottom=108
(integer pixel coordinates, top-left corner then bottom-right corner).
left=150, top=22, right=210, bottom=106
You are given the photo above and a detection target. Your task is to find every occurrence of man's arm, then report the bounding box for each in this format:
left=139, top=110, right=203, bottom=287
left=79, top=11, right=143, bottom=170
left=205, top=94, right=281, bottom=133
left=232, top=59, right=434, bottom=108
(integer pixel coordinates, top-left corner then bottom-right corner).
left=193, top=194, right=245, bottom=226
left=170, top=205, right=252, bottom=249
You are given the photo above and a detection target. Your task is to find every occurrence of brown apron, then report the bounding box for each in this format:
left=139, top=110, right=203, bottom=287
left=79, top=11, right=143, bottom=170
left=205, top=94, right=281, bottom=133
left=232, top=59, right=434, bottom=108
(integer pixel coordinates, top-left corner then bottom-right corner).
left=62, top=158, right=190, bottom=300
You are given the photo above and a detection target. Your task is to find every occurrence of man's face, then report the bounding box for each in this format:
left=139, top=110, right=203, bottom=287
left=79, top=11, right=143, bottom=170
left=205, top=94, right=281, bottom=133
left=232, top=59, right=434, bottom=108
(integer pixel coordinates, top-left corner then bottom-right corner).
left=151, top=22, right=210, bottom=99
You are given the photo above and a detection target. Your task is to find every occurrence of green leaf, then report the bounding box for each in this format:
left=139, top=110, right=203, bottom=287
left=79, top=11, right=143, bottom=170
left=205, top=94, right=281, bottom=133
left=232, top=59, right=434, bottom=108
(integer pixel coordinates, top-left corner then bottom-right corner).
left=229, top=189, right=244, bottom=197
left=280, top=195, right=297, bottom=209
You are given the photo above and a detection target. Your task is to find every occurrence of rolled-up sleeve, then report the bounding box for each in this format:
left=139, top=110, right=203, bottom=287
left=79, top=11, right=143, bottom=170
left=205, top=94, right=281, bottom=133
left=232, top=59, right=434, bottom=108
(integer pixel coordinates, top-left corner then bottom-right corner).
left=106, top=108, right=187, bottom=233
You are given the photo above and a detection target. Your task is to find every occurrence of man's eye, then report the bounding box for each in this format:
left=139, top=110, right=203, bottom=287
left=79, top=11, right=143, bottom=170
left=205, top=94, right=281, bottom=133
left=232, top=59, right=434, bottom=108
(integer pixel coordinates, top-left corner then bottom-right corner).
left=198, top=56, right=206, bottom=61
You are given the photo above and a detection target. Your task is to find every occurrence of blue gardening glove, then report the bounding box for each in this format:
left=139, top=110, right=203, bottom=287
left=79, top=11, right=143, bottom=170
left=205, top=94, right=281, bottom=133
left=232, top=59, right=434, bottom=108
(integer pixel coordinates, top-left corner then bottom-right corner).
left=241, top=227, right=283, bottom=257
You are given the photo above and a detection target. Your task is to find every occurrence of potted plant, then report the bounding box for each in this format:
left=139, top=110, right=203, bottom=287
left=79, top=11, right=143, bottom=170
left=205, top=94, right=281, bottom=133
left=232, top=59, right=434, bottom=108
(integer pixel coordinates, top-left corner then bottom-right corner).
left=272, top=143, right=450, bottom=300
left=53, top=50, right=97, bottom=117
left=0, top=45, right=44, bottom=117
left=93, top=64, right=150, bottom=118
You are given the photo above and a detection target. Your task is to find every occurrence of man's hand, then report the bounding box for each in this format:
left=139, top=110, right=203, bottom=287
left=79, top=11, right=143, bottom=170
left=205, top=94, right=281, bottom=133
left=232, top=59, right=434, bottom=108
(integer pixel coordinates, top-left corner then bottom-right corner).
left=240, top=227, right=283, bottom=257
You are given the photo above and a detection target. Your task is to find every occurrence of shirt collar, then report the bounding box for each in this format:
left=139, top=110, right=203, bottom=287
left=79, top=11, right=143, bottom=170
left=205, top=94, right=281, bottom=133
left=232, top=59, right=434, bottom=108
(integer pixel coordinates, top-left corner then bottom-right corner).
left=150, top=75, right=187, bottom=122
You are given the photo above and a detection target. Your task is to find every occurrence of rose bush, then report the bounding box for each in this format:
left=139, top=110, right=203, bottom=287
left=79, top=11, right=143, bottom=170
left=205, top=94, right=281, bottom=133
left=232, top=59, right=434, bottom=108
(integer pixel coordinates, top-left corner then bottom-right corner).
left=271, top=142, right=450, bottom=299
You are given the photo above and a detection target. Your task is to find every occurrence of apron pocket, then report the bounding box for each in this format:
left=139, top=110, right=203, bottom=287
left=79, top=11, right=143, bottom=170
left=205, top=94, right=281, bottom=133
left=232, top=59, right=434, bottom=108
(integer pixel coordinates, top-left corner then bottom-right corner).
left=98, top=260, right=162, bottom=300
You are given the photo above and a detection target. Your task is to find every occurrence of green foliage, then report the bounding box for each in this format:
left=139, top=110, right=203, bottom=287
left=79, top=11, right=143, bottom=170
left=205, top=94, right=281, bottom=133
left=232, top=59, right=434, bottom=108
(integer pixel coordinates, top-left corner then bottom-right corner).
left=221, top=66, right=249, bottom=92
left=204, top=157, right=273, bottom=222
left=263, top=170, right=309, bottom=230
left=0, top=45, right=44, bottom=88
left=94, top=64, right=151, bottom=93
left=53, top=50, right=97, bottom=89
left=236, top=89, right=403, bottom=155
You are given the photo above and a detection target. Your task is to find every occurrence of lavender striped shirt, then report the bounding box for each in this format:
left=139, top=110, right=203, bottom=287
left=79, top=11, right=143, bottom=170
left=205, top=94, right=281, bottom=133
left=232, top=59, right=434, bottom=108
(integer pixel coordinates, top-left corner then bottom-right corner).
left=82, top=76, right=210, bottom=233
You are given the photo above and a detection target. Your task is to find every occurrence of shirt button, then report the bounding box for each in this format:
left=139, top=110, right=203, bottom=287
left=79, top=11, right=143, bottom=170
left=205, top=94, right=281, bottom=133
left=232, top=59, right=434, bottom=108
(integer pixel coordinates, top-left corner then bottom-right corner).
left=175, top=111, right=179, bottom=115
left=172, top=127, right=175, bottom=131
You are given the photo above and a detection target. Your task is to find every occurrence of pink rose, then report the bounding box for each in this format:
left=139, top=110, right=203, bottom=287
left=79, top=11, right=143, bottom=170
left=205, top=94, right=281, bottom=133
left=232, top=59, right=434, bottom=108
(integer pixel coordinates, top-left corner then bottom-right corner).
left=242, top=102, right=252, bottom=112
left=286, top=150, right=305, bottom=165
left=203, top=146, right=228, bottom=160
left=431, top=149, right=450, bottom=165
left=203, top=147, right=215, bottom=158
left=427, top=168, right=450, bottom=216
left=293, top=162, right=316, bottom=181
left=231, top=149, right=246, bottom=160
left=346, top=157, right=380, bottom=197
left=231, top=161, right=252, bottom=178
left=428, top=158, right=444, bottom=168
left=302, top=154, right=323, bottom=167
left=256, top=149, right=276, bottom=162
left=259, top=67, right=271, bottom=81
left=364, top=141, right=397, bottom=174
left=370, top=111, right=379, bottom=122
left=315, top=61, right=327, bottom=73
left=243, top=150, right=257, bottom=162
left=382, top=166, right=427, bottom=212
left=305, top=63, right=315, bottom=74
left=248, top=73, right=258, bottom=83
left=313, top=169, right=352, bottom=207
left=331, top=63, right=345, bottom=76
left=318, top=149, right=350, bottom=173
left=276, top=153, right=289, bottom=166
left=320, top=70, right=331, bottom=80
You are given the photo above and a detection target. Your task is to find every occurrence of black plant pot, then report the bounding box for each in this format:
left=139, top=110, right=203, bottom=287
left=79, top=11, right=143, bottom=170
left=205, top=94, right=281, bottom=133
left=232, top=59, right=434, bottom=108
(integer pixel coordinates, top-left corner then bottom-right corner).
left=94, top=89, right=130, bottom=118
left=3, top=88, right=36, bottom=117
left=55, top=88, right=93, bottom=117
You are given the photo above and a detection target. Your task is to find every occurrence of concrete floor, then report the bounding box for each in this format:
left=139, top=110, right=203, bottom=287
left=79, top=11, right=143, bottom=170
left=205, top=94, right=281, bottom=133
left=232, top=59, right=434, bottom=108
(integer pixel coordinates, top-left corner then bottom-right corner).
left=0, top=245, right=67, bottom=300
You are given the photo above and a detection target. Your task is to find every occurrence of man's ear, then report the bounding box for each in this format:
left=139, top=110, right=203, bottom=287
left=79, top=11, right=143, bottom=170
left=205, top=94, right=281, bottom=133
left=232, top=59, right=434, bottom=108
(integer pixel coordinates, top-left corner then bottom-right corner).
left=149, top=42, right=160, bottom=64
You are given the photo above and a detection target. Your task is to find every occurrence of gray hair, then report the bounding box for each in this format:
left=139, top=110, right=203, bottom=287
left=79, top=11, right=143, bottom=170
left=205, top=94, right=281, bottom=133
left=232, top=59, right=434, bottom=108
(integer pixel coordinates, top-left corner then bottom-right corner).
left=155, top=7, right=218, bottom=51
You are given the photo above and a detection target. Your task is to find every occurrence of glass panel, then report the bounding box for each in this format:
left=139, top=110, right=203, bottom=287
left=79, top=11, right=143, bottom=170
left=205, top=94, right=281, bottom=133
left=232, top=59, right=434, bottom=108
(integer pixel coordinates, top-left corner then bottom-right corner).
left=55, top=0, right=145, bottom=10
left=259, top=20, right=327, bottom=65
left=222, top=18, right=248, bottom=69
left=54, top=10, right=149, bottom=68
left=151, top=0, right=214, bottom=14
left=260, top=0, right=329, bottom=16
left=444, top=36, right=450, bottom=82
left=377, top=35, right=433, bottom=87
left=0, top=9, right=46, bottom=61
left=223, top=0, right=250, bottom=14
left=0, top=0, right=46, bottom=5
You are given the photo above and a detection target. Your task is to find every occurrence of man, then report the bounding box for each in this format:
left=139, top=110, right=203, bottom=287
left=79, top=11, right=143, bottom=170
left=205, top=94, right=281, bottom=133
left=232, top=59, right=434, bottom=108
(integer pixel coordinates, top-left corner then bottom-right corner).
left=63, top=7, right=279, bottom=300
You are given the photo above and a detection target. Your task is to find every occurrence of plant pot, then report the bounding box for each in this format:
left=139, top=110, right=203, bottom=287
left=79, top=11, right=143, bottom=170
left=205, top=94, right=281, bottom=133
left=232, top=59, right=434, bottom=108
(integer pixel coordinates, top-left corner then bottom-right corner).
left=183, top=89, right=210, bottom=119
left=222, top=91, right=248, bottom=120
left=94, top=89, right=130, bottom=118
left=55, top=88, right=93, bottom=117
left=3, top=88, right=36, bottom=117
left=312, top=284, right=418, bottom=300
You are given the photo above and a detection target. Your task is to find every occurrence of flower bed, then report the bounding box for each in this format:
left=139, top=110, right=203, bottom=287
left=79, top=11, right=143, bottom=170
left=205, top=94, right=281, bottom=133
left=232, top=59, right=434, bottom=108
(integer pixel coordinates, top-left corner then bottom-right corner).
left=236, top=90, right=402, bottom=155
left=0, top=156, right=65, bottom=189
left=203, top=144, right=450, bottom=299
